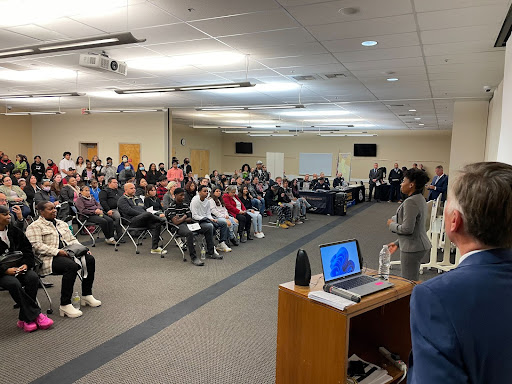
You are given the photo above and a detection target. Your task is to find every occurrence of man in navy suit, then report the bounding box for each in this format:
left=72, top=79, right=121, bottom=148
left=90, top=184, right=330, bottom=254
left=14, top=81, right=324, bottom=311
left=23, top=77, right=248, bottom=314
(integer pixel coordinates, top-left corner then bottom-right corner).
left=427, top=165, right=448, bottom=202
left=408, top=162, right=512, bottom=384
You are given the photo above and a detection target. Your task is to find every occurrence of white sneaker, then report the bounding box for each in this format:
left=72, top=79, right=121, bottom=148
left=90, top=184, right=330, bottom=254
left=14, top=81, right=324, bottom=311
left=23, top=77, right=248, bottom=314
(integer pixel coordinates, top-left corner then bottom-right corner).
left=260, top=232, right=265, bottom=238
left=255, top=232, right=264, bottom=238
left=59, top=304, right=83, bottom=318
left=105, top=238, right=116, bottom=245
left=81, top=295, right=102, bottom=307
left=216, top=241, right=232, bottom=252
left=151, top=247, right=168, bottom=255
left=213, top=248, right=220, bottom=256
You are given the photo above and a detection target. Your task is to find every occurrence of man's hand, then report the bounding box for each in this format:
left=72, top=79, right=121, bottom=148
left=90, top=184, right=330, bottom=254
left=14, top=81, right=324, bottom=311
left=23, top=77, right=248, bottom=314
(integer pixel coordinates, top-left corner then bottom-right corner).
left=95, top=209, right=102, bottom=215
left=233, top=218, right=239, bottom=224
left=250, top=209, right=255, bottom=213
left=212, top=219, right=218, bottom=223
left=387, top=218, right=393, bottom=227
left=107, top=210, right=113, bottom=216
left=6, top=267, right=18, bottom=276
left=387, top=242, right=398, bottom=254
left=159, top=213, right=165, bottom=218
left=372, top=179, right=376, bottom=182
left=57, top=250, right=69, bottom=257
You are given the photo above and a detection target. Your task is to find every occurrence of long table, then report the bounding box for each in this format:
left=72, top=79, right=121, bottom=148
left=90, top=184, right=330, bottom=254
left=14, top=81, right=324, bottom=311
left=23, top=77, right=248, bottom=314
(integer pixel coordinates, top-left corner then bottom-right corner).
left=299, top=185, right=366, bottom=215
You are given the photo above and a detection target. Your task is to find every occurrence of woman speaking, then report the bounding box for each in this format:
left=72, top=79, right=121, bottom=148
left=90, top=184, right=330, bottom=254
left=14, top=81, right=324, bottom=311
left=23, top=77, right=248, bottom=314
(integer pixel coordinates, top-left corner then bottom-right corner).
left=387, top=168, right=432, bottom=280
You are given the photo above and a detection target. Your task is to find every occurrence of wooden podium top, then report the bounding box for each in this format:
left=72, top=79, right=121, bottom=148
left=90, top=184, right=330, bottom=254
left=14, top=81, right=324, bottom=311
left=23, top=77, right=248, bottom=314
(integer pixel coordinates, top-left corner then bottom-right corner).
left=279, top=271, right=416, bottom=317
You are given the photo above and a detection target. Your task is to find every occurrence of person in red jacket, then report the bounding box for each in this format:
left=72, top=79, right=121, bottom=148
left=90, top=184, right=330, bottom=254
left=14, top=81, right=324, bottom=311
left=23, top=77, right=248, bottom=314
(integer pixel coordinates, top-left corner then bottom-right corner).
left=222, top=185, right=252, bottom=242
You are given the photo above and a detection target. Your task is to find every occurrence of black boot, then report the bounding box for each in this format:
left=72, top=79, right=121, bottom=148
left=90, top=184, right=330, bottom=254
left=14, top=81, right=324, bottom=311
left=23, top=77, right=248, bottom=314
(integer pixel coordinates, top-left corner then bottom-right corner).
left=230, top=237, right=239, bottom=246
left=247, top=231, right=253, bottom=240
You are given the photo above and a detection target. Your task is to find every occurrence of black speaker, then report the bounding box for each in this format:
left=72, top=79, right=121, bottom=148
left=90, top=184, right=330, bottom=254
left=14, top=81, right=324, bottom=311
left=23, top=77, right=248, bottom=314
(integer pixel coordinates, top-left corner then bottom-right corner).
left=294, top=249, right=311, bottom=286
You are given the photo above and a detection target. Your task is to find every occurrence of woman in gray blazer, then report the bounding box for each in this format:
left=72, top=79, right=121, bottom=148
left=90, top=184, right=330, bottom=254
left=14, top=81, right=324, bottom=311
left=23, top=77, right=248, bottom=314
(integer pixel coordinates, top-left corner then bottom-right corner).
left=387, top=169, right=431, bottom=280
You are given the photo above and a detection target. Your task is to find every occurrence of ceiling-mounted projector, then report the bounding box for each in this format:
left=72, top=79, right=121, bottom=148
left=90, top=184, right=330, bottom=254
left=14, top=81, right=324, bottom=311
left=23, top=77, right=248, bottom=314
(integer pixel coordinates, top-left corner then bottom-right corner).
left=79, top=53, right=127, bottom=76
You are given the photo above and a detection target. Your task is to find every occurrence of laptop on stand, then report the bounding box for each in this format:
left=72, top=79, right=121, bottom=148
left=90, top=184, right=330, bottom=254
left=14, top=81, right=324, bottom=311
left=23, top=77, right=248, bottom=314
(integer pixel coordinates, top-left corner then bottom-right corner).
left=320, top=239, right=393, bottom=297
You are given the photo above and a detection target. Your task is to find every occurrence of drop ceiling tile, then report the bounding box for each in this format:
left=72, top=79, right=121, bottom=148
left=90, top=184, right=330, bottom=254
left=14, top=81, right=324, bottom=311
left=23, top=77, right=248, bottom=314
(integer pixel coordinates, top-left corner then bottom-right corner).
left=34, top=17, right=104, bottom=38
left=272, top=63, right=347, bottom=75
left=323, top=32, right=420, bottom=53
left=219, top=28, right=316, bottom=49
left=245, top=42, right=328, bottom=58
left=423, top=40, right=502, bottom=56
left=350, top=66, right=427, bottom=78
left=414, top=0, right=509, bottom=13
left=343, top=57, right=425, bottom=71
left=427, top=61, right=505, bottom=75
left=287, top=0, right=413, bottom=26
left=100, top=46, right=162, bottom=61
left=307, top=14, right=417, bottom=41
left=133, top=23, right=209, bottom=45
left=335, top=46, right=422, bottom=63
left=277, top=0, right=329, bottom=6
left=148, top=0, right=281, bottom=21
left=260, top=54, right=339, bottom=68
left=190, top=10, right=300, bottom=37
left=420, top=25, right=500, bottom=44
left=6, top=24, right=67, bottom=41
left=426, top=51, right=505, bottom=66
left=0, top=29, right=42, bottom=48
left=144, top=39, right=230, bottom=55
left=417, top=5, right=506, bottom=30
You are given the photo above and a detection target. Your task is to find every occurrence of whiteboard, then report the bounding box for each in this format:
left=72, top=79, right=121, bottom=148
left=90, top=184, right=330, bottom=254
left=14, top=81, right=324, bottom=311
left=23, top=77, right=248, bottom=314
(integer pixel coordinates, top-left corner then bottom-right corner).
left=299, top=153, right=333, bottom=176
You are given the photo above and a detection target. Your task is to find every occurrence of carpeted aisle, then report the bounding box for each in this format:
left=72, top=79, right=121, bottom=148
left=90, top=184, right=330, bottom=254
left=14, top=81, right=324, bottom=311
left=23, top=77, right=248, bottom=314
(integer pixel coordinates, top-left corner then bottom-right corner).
left=0, top=202, right=439, bottom=384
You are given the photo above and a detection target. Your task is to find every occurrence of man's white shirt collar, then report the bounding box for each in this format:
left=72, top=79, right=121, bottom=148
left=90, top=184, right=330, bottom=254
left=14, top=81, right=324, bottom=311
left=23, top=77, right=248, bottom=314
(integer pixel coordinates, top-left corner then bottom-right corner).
left=458, top=248, right=495, bottom=265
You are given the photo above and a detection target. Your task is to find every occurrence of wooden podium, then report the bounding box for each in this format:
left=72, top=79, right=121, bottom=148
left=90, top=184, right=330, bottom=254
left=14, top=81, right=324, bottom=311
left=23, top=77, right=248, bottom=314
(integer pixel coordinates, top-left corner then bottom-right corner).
left=275, top=273, right=414, bottom=384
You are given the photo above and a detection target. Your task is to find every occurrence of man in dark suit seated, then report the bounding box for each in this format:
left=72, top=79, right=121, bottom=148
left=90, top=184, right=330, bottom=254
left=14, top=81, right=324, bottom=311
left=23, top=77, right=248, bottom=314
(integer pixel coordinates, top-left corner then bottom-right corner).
left=117, top=183, right=167, bottom=255
left=427, top=165, right=448, bottom=202
left=408, top=162, right=512, bottom=384
left=313, top=177, right=330, bottom=191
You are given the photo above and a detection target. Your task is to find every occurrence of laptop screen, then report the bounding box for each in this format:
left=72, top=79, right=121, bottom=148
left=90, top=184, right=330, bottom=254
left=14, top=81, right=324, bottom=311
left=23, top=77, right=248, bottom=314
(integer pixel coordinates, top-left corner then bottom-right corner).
left=320, top=240, right=362, bottom=283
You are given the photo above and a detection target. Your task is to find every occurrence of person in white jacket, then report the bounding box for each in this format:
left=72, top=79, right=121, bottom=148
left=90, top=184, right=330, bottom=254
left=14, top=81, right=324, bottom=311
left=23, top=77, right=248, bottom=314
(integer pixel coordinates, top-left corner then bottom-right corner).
left=209, top=187, right=239, bottom=246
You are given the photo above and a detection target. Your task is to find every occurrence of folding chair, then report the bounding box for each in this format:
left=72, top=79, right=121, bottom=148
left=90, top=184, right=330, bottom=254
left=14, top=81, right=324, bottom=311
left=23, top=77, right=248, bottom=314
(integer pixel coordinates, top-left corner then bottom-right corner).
left=114, top=217, right=150, bottom=254
left=162, top=221, right=207, bottom=261
left=74, top=214, right=101, bottom=247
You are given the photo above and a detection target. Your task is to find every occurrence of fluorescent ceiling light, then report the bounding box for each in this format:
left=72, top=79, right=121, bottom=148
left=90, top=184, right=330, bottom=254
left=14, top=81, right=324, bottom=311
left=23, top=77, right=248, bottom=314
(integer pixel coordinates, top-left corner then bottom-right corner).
left=387, top=78, right=399, bottom=82
left=409, top=109, right=417, bottom=112
left=222, top=131, right=252, bottom=134
left=249, top=134, right=296, bottom=137
left=0, top=92, right=83, bottom=99
left=116, top=82, right=253, bottom=94
left=191, top=125, right=249, bottom=129
left=196, top=104, right=304, bottom=111
left=2, top=111, right=66, bottom=116
left=0, top=32, right=144, bottom=59
left=418, top=123, right=425, bottom=126
left=0, top=67, right=76, bottom=81
left=128, top=52, right=245, bottom=71
left=82, top=109, right=164, bottom=114
left=318, top=133, right=376, bottom=137
left=414, top=117, right=421, bottom=120
left=361, top=41, right=378, bottom=47
left=281, top=110, right=350, bottom=117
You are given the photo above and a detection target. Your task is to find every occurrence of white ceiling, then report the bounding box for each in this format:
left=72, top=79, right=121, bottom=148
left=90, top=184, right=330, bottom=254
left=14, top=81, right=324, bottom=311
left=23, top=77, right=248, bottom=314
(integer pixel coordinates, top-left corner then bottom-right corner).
left=0, top=0, right=509, bottom=132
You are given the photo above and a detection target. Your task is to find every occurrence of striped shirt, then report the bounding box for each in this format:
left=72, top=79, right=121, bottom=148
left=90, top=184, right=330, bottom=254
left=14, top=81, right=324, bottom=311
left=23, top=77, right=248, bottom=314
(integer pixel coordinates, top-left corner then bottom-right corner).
left=166, top=201, right=192, bottom=221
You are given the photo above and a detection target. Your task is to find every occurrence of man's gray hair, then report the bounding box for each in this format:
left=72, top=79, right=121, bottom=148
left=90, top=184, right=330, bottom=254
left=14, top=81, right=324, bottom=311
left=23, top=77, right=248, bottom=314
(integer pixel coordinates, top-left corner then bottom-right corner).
left=447, top=162, right=512, bottom=248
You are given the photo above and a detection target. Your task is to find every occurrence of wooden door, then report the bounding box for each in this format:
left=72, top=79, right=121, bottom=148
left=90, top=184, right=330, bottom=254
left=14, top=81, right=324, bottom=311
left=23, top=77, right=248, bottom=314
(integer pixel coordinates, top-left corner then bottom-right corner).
left=119, top=144, right=140, bottom=167
left=190, top=149, right=209, bottom=177
left=87, top=145, right=98, bottom=161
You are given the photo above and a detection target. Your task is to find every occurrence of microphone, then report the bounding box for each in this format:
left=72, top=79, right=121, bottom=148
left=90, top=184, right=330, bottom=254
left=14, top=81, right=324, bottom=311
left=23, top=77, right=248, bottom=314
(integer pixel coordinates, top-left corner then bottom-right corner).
left=324, top=285, right=361, bottom=303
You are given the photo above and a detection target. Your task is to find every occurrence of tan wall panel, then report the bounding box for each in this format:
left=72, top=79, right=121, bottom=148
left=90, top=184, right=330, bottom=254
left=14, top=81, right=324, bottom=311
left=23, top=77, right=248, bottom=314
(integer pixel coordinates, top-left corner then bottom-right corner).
left=0, top=114, right=33, bottom=161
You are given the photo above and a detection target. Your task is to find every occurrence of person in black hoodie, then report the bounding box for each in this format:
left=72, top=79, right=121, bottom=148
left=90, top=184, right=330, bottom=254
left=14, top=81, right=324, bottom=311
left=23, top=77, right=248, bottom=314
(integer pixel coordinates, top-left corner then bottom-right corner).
left=0, top=205, right=53, bottom=332
left=264, top=184, right=293, bottom=228
left=98, top=177, right=123, bottom=241
left=146, top=163, right=159, bottom=185
left=31, top=156, right=45, bottom=183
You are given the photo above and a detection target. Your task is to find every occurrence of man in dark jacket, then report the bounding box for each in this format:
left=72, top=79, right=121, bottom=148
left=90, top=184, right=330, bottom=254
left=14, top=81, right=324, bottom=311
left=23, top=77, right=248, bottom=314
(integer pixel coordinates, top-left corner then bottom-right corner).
left=117, top=183, right=166, bottom=255
left=98, top=177, right=123, bottom=241
left=368, top=163, right=383, bottom=202
left=388, top=163, right=403, bottom=202
left=264, top=184, right=293, bottom=228
left=0, top=153, right=14, bottom=174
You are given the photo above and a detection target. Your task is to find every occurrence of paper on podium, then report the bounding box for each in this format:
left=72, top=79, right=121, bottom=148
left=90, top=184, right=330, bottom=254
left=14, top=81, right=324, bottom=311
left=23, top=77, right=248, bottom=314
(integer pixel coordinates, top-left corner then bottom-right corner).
left=308, top=290, right=356, bottom=311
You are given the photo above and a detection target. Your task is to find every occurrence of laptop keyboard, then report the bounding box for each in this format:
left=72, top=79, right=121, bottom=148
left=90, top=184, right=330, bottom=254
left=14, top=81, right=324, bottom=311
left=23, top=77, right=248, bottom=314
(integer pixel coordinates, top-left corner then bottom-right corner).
left=333, top=275, right=375, bottom=290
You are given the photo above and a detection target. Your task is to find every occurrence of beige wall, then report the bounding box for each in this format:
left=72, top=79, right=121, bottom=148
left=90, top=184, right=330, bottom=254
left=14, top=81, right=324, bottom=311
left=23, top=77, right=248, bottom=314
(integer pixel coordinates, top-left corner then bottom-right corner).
left=172, top=123, right=224, bottom=173
left=0, top=114, right=33, bottom=161
left=449, top=100, right=489, bottom=175
left=32, top=109, right=167, bottom=167
left=221, top=130, right=452, bottom=181
left=486, top=80, right=503, bottom=161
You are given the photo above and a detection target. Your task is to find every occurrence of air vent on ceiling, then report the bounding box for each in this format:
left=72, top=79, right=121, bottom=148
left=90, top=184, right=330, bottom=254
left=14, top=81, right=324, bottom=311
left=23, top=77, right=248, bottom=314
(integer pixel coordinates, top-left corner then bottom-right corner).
left=388, top=104, right=405, bottom=107
left=398, top=114, right=415, bottom=117
left=323, top=73, right=347, bottom=79
left=292, top=75, right=317, bottom=81
left=495, top=3, right=512, bottom=47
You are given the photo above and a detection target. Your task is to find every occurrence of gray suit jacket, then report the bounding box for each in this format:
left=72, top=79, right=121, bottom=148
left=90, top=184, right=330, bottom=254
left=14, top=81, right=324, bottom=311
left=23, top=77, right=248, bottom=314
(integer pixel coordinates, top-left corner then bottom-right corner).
left=389, top=193, right=431, bottom=252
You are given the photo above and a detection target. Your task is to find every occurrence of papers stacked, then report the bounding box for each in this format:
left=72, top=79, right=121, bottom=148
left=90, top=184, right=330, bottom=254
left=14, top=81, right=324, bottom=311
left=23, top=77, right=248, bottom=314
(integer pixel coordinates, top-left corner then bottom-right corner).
left=308, top=290, right=356, bottom=311
left=348, top=354, right=393, bottom=384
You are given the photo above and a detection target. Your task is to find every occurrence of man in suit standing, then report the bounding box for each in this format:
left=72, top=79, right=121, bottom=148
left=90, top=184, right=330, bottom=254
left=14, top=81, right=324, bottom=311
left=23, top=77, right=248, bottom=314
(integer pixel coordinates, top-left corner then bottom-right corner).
left=408, top=162, right=512, bottom=384
left=388, top=163, right=402, bottom=202
left=427, top=165, right=448, bottom=202
left=368, top=163, right=382, bottom=202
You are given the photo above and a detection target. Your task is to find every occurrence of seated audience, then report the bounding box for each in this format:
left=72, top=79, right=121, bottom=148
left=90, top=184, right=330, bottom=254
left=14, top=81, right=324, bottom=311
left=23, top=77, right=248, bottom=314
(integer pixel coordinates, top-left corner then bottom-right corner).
left=264, top=184, right=293, bottom=229
left=0, top=176, right=31, bottom=217
left=144, top=185, right=164, bottom=215
left=118, top=162, right=135, bottom=185
left=163, top=181, right=178, bottom=210
left=223, top=185, right=252, bottom=242
left=94, top=159, right=104, bottom=176
left=60, top=176, right=80, bottom=207
left=96, top=174, right=106, bottom=189
left=209, top=187, right=237, bottom=248
left=167, top=188, right=219, bottom=266
left=81, top=160, right=96, bottom=184
left=282, top=179, right=302, bottom=224
left=0, top=192, right=24, bottom=230
left=31, top=156, right=45, bottom=182
left=51, top=174, right=63, bottom=196
left=34, top=180, right=59, bottom=207
left=332, top=173, right=345, bottom=188
left=102, top=157, right=117, bottom=181
left=135, top=163, right=147, bottom=183
left=241, top=164, right=251, bottom=179
left=0, top=205, right=54, bottom=332
left=290, top=179, right=310, bottom=219
left=117, top=155, right=133, bottom=173
left=156, top=177, right=168, bottom=201
left=184, top=180, right=197, bottom=205
left=44, top=168, right=54, bottom=181
left=117, top=183, right=166, bottom=255
left=167, top=160, right=184, bottom=184
left=135, top=178, right=148, bottom=197
left=98, top=178, right=124, bottom=241
left=25, top=175, right=40, bottom=211
left=251, top=161, right=269, bottom=183
left=239, top=185, right=264, bottom=238
left=11, top=169, right=22, bottom=185
left=146, top=163, right=159, bottom=185
left=313, top=177, right=330, bottom=191
left=247, top=176, right=265, bottom=213
left=75, top=186, right=116, bottom=244
left=26, top=201, right=101, bottom=319
left=89, top=179, right=101, bottom=203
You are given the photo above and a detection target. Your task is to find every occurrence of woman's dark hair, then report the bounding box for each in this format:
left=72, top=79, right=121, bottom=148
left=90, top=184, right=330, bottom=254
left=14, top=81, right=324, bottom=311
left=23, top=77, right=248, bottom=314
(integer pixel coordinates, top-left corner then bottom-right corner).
left=404, top=168, right=430, bottom=192
left=34, top=155, right=41, bottom=161
left=0, top=205, right=9, bottom=214
left=76, top=156, right=84, bottom=165
left=149, top=163, right=157, bottom=171
left=185, top=180, right=196, bottom=194
left=145, top=184, right=156, bottom=197
left=211, top=187, right=224, bottom=206
left=241, top=164, right=250, bottom=172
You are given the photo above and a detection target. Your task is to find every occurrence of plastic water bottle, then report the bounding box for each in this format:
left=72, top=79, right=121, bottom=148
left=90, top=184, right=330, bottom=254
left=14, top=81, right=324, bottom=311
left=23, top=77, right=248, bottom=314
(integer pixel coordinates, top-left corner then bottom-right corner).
left=72, top=292, right=80, bottom=309
left=378, top=245, right=391, bottom=280
left=200, top=245, right=206, bottom=260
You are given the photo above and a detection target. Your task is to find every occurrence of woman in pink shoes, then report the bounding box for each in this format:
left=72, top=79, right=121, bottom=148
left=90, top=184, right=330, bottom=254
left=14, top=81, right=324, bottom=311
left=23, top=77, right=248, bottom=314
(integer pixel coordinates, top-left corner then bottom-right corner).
left=0, top=206, right=53, bottom=332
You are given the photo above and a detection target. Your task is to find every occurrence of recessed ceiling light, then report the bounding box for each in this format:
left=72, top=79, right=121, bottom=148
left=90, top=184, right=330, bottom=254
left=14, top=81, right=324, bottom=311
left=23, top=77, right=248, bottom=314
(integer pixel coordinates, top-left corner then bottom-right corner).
left=387, top=78, right=399, bottom=82
left=418, top=123, right=425, bottom=126
left=414, top=117, right=421, bottom=120
left=409, top=109, right=416, bottom=112
left=361, top=41, right=378, bottom=47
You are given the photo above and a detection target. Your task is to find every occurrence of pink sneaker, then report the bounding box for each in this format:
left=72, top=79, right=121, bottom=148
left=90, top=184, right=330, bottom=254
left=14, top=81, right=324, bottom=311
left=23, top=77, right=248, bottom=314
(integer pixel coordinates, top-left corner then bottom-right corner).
left=36, top=313, right=54, bottom=330
left=16, top=320, right=37, bottom=333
